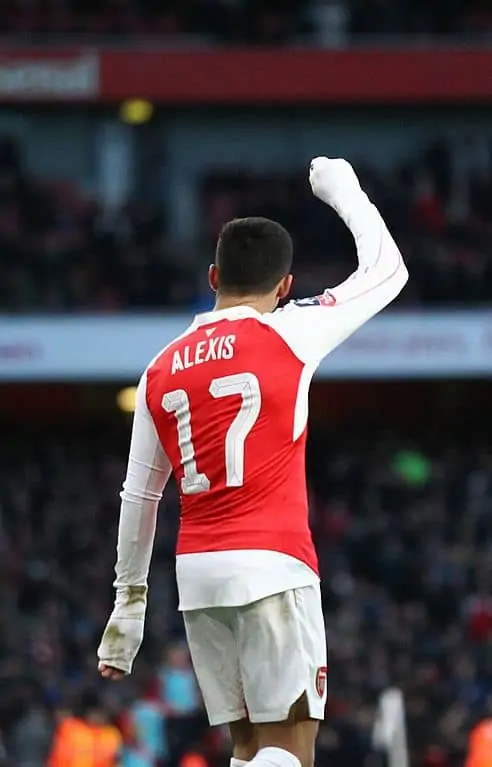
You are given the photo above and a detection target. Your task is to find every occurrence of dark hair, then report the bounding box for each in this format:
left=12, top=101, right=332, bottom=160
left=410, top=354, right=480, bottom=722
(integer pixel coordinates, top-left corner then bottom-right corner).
left=75, top=690, right=102, bottom=718
left=215, top=217, right=293, bottom=295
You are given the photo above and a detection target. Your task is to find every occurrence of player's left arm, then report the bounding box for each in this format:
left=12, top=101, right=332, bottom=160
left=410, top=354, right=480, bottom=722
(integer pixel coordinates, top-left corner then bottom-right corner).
left=98, top=370, right=172, bottom=679
left=268, top=157, right=408, bottom=366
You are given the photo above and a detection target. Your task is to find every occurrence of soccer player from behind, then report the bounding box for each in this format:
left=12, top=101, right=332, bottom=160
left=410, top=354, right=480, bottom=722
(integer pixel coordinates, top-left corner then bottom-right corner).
left=98, top=158, right=408, bottom=767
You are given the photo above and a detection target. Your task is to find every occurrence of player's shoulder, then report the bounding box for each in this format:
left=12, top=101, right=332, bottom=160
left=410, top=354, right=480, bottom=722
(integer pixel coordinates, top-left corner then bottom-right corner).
left=265, top=292, right=337, bottom=365
left=265, top=291, right=336, bottom=335
left=146, top=322, right=197, bottom=373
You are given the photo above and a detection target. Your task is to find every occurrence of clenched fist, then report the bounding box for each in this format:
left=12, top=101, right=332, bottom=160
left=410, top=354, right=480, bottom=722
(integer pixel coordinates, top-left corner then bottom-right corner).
left=309, top=157, right=362, bottom=213
left=97, top=585, right=147, bottom=680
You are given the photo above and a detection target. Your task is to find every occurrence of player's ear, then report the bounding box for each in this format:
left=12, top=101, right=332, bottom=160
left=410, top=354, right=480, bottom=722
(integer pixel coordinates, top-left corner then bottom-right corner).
left=277, top=274, right=293, bottom=301
left=208, top=264, right=219, bottom=293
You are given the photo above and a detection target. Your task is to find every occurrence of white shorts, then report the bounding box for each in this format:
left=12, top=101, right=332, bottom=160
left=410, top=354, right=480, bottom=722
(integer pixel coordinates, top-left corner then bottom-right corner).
left=183, top=583, right=327, bottom=726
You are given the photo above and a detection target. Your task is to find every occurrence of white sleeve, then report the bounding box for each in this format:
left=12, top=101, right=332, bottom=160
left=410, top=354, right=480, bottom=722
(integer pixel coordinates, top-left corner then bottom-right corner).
left=267, top=190, right=409, bottom=365
left=113, top=370, right=172, bottom=590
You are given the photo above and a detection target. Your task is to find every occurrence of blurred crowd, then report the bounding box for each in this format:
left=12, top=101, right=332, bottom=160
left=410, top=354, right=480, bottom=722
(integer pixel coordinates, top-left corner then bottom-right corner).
left=0, top=431, right=210, bottom=767
left=0, top=0, right=491, bottom=43
left=0, top=423, right=491, bottom=766
left=201, top=135, right=492, bottom=308
left=0, top=135, right=192, bottom=313
left=0, top=133, right=491, bottom=313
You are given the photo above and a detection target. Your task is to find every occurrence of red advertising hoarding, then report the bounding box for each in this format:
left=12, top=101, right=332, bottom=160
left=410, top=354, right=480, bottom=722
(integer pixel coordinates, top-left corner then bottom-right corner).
left=0, top=46, right=490, bottom=103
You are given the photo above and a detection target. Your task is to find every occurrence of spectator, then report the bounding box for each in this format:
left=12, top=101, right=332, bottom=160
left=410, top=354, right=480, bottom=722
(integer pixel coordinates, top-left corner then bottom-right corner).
left=158, top=644, right=203, bottom=767
left=120, top=675, right=167, bottom=767
left=47, top=691, right=122, bottom=767
left=465, top=713, right=492, bottom=767
left=4, top=682, right=51, bottom=767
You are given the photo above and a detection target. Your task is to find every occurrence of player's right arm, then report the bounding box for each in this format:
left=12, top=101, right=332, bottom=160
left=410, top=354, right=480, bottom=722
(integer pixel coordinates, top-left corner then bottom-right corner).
left=269, top=157, right=408, bottom=366
left=97, top=370, right=172, bottom=679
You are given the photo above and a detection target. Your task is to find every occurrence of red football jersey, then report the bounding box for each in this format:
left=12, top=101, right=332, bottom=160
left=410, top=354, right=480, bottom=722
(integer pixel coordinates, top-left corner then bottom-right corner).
left=146, top=313, right=318, bottom=573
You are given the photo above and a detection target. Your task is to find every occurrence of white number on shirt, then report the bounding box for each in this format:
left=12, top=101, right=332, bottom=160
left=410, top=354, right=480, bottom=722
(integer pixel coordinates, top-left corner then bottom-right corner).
left=162, top=372, right=261, bottom=494
left=162, top=389, right=211, bottom=495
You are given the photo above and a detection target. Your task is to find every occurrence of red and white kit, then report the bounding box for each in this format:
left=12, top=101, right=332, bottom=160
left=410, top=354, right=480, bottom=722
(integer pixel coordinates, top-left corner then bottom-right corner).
left=104, top=159, right=408, bottom=726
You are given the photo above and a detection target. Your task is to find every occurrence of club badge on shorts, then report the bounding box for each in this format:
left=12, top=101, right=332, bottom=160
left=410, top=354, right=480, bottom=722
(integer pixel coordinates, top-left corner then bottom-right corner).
left=315, top=666, right=327, bottom=697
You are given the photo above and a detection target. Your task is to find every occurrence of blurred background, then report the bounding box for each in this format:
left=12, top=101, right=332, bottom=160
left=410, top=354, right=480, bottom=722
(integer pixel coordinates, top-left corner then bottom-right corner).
left=0, top=2, right=492, bottom=766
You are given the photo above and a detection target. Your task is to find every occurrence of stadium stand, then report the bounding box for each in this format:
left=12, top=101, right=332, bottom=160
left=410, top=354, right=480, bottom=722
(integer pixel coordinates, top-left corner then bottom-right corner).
left=0, top=0, right=490, bottom=42
left=0, top=133, right=491, bottom=312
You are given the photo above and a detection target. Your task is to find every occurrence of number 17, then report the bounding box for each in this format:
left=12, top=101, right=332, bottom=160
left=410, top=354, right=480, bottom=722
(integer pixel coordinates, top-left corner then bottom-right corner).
left=162, top=372, right=261, bottom=495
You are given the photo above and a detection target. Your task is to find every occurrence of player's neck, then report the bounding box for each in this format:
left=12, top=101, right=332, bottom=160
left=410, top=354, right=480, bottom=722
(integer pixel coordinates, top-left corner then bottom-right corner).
left=214, top=294, right=275, bottom=315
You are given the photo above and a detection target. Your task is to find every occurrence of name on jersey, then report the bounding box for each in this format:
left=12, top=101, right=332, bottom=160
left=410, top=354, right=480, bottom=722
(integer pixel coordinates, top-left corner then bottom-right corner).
left=172, top=335, right=236, bottom=375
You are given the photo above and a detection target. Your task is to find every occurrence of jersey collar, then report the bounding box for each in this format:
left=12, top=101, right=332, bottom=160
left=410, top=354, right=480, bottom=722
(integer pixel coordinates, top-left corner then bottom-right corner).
left=193, top=306, right=262, bottom=327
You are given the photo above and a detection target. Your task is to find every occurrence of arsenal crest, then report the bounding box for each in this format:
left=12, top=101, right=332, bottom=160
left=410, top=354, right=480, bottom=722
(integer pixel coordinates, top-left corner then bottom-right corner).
left=315, top=666, right=327, bottom=697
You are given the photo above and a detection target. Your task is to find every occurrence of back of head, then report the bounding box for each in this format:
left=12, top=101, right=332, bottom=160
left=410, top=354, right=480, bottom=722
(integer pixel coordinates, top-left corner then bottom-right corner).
left=76, top=690, right=105, bottom=724
left=215, top=217, right=293, bottom=296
